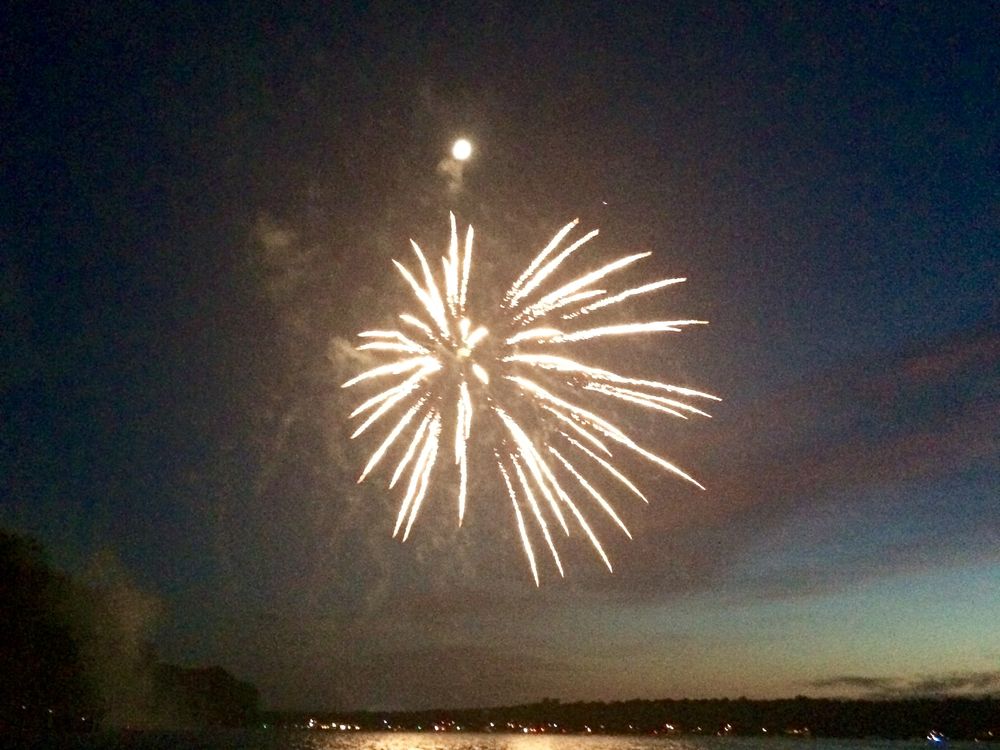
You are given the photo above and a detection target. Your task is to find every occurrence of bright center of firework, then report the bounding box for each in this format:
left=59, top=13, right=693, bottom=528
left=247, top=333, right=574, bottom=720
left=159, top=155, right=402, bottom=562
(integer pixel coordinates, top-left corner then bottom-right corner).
left=344, top=212, right=717, bottom=586
left=452, top=138, right=472, bottom=161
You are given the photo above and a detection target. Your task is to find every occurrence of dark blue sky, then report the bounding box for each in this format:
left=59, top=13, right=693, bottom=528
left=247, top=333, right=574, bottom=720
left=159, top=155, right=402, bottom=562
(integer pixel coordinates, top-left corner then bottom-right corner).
left=2, top=2, right=997, bottom=710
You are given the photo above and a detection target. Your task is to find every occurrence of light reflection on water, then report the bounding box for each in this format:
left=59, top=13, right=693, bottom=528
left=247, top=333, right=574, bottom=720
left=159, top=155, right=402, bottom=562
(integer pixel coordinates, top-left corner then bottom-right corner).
left=273, top=732, right=949, bottom=750
left=286, top=735, right=716, bottom=750
left=54, top=731, right=961, bottom=750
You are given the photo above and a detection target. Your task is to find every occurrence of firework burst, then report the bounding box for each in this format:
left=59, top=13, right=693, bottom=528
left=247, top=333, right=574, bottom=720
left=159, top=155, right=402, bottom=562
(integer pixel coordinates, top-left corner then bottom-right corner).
left=344, top=214, right=718, bottom=583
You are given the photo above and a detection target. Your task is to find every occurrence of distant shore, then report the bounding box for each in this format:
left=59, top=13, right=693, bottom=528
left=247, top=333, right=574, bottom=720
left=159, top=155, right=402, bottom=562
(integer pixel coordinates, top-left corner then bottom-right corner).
left=264, top=696, right=1000, bottom=741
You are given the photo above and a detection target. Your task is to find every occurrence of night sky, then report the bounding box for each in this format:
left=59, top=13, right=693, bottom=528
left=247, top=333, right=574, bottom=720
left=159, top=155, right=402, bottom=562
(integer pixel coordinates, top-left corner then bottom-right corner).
left=2, top=2, right=997, bottom=711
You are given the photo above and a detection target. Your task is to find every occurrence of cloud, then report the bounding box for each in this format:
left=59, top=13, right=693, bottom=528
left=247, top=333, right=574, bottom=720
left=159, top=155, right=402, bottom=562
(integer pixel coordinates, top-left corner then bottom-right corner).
left=810, top=676, right=898, bottom=691
left=574, top=322, right=999, bottom=601
left=809, top=669, right=1000, bottom=698
left=909, top=671, right=1000, bottom=695
left=702, top=322, right=999, bottom=494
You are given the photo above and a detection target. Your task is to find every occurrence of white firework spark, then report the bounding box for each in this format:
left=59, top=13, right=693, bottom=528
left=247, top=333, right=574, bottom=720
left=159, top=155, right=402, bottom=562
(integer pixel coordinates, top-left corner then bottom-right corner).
left=344, top=214, right=718, bottom=584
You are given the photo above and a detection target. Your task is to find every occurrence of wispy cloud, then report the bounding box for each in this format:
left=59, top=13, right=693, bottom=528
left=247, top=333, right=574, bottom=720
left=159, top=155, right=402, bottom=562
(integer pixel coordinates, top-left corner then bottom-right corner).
left=583, top=322, right=999, bottom=600
left=809, top=669, right=1000, bottom=698
left=701, top=322, right=998, bottom=501
left=810, top=676, right=898, bottom=692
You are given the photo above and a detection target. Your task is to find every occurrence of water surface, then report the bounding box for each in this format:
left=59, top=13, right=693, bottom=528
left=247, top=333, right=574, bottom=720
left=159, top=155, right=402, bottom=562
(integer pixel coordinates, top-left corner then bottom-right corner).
left=39, top=731, right=969, bottom=750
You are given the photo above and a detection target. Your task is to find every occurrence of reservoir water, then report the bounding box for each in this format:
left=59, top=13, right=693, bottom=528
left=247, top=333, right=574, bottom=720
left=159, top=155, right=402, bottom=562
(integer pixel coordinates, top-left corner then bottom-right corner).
left=28, top=731, right=969, bottom=750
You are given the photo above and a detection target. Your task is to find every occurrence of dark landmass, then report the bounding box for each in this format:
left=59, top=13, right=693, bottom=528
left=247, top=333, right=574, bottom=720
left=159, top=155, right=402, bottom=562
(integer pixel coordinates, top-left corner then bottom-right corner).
left=267, top=695, right=1000, bottom=740
left=0, top=529, right=258, bottom=732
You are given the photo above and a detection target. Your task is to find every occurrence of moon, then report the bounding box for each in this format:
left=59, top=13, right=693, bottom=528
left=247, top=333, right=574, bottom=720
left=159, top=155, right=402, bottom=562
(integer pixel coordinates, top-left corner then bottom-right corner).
left=452, top=138, right=472, bottom=161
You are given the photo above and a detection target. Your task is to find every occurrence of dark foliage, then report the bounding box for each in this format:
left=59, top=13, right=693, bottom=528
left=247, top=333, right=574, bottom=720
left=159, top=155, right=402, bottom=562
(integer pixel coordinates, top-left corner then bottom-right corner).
left=153, top=665, right=258, bottom=727
left=0, top=530, right=92, bottom=731
left=0, top=528, right=258, bottom=732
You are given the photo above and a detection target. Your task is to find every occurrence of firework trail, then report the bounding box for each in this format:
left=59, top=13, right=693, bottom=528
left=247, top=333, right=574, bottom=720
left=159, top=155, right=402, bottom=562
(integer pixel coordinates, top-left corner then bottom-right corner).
left=344, top=214, right=718, bottom=583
